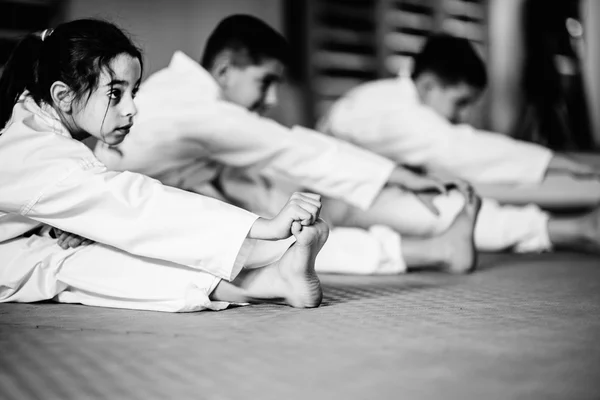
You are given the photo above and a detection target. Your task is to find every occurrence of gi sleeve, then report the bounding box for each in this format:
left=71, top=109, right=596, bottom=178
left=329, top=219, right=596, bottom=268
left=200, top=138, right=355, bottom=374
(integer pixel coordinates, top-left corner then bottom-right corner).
left=187, top=102, right=395, bottom=210
left=328, top=101, right=553, bottom=185
left=1, top=154, right=258, bottom=281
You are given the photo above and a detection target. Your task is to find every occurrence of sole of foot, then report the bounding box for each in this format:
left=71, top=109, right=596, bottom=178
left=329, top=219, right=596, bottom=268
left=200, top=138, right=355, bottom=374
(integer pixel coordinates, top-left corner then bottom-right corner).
left=278, top=219, right=329, bottom=308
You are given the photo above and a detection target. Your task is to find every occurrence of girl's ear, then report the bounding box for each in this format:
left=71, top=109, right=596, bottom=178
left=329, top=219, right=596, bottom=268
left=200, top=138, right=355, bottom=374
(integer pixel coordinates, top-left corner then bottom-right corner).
left=50, top=81, right=76, bottom=113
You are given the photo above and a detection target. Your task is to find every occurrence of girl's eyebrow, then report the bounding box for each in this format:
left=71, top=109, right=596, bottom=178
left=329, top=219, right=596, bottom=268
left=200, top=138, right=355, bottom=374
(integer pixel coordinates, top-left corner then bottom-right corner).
left=106, top=79, right=128, bottom=87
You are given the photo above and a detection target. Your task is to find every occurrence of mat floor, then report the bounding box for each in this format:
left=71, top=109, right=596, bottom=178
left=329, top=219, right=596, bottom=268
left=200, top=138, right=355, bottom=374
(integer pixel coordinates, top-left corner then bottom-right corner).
left=1, top=252, right=599, bottom=400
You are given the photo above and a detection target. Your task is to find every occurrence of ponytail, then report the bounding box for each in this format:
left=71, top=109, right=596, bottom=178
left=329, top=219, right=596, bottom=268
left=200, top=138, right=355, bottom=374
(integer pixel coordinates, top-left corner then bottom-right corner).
left=0, top=34, right=44, bottom=128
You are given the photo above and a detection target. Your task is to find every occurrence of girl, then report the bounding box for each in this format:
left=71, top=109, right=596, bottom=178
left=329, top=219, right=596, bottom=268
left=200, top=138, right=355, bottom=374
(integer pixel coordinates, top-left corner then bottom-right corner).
left=0, top=19, right=329, bottom=312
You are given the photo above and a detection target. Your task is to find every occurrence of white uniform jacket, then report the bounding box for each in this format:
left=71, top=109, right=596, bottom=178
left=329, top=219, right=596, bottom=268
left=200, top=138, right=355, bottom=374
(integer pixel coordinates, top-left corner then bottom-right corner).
left=0, top=95, right=258, bottom=281
left=94, top=52, right=395, bottom=211
left=318, top=77, right=553, bottom=185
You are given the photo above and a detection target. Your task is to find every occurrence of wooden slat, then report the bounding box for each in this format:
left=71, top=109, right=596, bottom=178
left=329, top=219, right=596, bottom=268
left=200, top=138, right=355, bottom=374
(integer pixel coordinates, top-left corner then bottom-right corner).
left=313, top=50, right=378, bottom=71
left=313, top=27, right=373, bottom=47
left=395, top=0, right=436, bottom=8
left=386, top=10, right=434, bottom=31
left=442, top=18, right=486, bottom=42
left=315, top=2, right=374, bottom=23
left=313, top=76, right=367, bottom=97
left=384, top=31, right=426, bottom=53
left=443, top=0, right=485, bottom=20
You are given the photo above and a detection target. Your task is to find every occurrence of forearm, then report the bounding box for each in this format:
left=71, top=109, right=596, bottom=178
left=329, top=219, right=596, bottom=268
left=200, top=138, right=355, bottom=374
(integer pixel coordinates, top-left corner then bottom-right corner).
left=545, top=153, right=600, bottom=180
left=262, top=126, right=395, bottom=210
left=546, top=153, right=575, bottom=175
left=369, top=109, right=553, bottom=184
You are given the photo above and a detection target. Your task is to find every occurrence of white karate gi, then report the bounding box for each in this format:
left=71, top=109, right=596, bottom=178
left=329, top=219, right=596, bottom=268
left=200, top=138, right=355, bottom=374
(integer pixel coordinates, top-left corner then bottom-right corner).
left=318, top=77, right=554, bottom=184
left=94, top=52, right=408, bottom=274
left=0, top=94, right=290, bottom=312
left=95, top=52, right=394, bottom=210
left=316, top=76, right=554, bottom=252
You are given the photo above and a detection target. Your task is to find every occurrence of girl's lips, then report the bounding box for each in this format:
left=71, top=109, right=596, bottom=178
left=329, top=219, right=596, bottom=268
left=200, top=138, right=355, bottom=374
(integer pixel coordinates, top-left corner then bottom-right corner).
left=115, top=125, right=132, bottom=135
left=117, top=122, right=133, bottom=130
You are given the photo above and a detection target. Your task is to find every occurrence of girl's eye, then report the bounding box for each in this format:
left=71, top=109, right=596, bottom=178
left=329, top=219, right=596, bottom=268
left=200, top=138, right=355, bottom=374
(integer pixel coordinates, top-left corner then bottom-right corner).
left=108, top=89, right=122, bottom=100
left=132, top=89, right=139, bottom=99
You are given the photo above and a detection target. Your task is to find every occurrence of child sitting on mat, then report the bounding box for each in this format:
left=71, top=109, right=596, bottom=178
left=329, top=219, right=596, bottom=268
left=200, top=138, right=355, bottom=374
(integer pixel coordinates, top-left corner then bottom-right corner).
left=0, top=19, right=329, bottom=312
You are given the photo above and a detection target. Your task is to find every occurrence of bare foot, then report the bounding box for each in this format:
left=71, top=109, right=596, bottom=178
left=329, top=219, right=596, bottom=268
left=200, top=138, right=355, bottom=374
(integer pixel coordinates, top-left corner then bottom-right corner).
left=211, top=219, right=330, bottom=308
left=432, top=189, right=482, bottom=274
left=276, top=219, right=330, bottom=307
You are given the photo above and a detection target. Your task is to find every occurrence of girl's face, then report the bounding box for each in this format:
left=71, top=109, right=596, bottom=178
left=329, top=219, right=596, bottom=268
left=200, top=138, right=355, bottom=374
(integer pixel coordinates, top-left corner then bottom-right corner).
left=71, top=53, right=141, bottom=146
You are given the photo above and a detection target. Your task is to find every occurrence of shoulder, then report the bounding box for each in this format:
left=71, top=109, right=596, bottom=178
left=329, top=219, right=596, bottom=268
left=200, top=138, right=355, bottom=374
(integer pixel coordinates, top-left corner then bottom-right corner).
left=0, top=101, right=101, bottom=178
left=0, top=102, right=103, bottom=213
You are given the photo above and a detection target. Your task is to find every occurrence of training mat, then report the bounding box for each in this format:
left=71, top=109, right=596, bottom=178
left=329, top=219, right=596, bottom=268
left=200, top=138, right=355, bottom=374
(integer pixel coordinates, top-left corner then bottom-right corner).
left=1, top=252, right=599, bottom=400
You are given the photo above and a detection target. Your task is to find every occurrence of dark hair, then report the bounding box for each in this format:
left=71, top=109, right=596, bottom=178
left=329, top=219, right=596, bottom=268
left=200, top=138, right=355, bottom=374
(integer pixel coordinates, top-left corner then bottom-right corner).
left=0, top=18, right=143, bottom=128
left=411, top=34, right=487, bottom=89
left=201, top=14, right=290, bottom=70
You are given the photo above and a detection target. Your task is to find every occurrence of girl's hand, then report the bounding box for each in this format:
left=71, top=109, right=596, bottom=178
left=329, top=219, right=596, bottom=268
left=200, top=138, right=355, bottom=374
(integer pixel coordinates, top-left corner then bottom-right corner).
left=51, top=228, right=94, bottom=249
left=248, top=192, right=322, bottom=240
left=388, top=167, right=473, bottom=216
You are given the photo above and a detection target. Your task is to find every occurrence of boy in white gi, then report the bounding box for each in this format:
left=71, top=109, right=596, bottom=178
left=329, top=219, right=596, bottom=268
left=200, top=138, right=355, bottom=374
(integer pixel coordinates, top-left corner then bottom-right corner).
left=95, top=15, right=481, bottom=275
left=317, top=34, right=600, bottom=255
left=0, top=19, right=330, bottom=312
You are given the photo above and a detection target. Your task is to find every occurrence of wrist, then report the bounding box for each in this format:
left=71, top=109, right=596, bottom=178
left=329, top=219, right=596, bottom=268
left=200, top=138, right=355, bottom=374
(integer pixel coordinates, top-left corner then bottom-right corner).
left=248, top=217, right=269, bottom=240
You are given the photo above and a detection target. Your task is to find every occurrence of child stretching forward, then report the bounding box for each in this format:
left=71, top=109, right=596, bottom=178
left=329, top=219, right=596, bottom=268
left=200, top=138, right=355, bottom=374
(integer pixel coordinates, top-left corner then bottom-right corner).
left=0, top=19, right=329, bottom=312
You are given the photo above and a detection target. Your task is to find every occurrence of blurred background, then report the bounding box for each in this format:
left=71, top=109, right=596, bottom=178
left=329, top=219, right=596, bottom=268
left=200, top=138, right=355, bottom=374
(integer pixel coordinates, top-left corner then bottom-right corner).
left=1, top=0, right=599, bottom=151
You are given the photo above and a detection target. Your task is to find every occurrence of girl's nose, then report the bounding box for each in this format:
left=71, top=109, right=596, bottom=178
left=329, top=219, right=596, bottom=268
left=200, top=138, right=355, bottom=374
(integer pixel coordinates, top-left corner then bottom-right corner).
left=123, top=95, right=138, bottom=117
